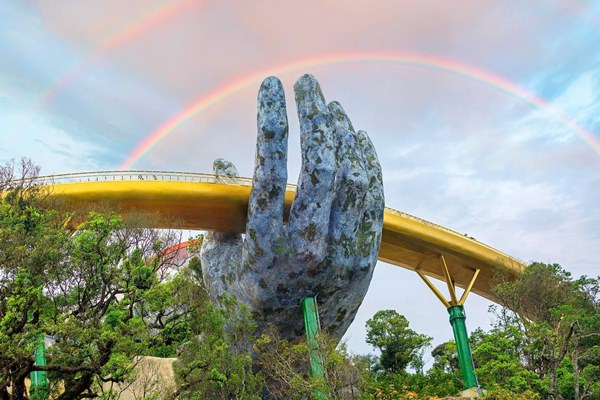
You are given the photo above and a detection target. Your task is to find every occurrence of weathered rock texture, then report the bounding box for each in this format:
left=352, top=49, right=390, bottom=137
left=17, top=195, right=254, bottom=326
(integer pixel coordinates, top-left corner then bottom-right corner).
left=201, top=74, right=384, bottom=341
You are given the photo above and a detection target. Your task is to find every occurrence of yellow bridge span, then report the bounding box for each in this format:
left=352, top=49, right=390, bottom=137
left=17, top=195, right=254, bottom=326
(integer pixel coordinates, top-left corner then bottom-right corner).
left=40, top=170, right=525, bottom=303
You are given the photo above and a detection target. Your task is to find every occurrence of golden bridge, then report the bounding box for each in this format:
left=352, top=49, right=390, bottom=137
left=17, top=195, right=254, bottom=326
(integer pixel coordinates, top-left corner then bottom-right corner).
left=38, top=170, right=525, bottom=304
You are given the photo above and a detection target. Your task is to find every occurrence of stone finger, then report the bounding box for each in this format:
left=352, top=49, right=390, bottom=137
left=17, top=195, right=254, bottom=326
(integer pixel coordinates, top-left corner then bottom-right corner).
left=200, top=231, right=243, bottom=304
left=200, top=159, right=243, bottom=303
left=213, top=158, right=240, bottom=183
left=356, top=130, right=385, bottom=262
left=327, top=101, right=368, bottom=266
left=244, top=77, right=289, bottom=270
left=288, top=74, right=336, bottom=264
left=322, top=131, right=384, bottom=338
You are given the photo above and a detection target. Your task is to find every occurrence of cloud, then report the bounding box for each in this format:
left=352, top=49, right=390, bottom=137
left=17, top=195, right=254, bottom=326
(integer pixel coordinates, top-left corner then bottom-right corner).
left=0, top=108, right=104, bottom=173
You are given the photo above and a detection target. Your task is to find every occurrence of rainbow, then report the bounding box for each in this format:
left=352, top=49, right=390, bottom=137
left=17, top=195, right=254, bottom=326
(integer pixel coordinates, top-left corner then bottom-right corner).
left=37, top=0, right=202, bottom=108
left=119, top=51, right=600, bottom=169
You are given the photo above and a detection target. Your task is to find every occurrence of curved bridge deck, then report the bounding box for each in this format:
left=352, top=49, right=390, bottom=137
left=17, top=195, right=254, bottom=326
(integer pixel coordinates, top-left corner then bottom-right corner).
left=35, top=171, right=525, bottom=302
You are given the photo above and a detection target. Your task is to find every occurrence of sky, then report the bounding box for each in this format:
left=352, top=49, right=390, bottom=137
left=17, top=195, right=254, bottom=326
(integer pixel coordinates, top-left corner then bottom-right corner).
left=1, top=0, right=599, bottom=361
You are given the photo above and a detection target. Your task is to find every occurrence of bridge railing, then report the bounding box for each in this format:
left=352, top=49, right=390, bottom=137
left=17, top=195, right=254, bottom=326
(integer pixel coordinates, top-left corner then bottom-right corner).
left=25, top=170, right=482, bottom=246
left=29, top=170, right=299, bottom=193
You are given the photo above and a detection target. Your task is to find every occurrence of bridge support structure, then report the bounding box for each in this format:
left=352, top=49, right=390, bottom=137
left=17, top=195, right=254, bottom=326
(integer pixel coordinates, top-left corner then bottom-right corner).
left=29, top=336, right=49, bottom=400
left=416, top=255, right=480, bottom=394
left=302, top=297, right=328, bottom=399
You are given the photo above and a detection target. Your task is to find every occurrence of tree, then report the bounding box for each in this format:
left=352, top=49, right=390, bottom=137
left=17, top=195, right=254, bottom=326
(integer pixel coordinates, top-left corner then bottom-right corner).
left=254, top=330, right=366, bottom=400
left=174, top=296, right=263, bottom=400
left=430, top=340, right=459, bottom=374
left=365, top=310, right=432, bottom=373
left=489, top=262, right=600, bottom=399
left=570, top=276, right=600, bottom=400
left=470, top=324, right=544, bottom=395
left=0, top=159, right=186, bottom=400
left=141, top=257, right=209, bottom=358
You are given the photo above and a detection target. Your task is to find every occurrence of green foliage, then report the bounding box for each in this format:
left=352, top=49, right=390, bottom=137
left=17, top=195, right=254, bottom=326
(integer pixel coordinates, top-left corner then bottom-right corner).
left=174, top=296, right=263, bottom=400
left=481, top=385, right=540, bottom=400
left=493, top=262, right=583, bottom=324
left=142, top=264, right=209, bottom=358
left=361, top=312, right=459, bottom=399
left=430, top=340, right=459, bottom=374
left=359, top=368, right=462, bottom=400
left=359, top=262, right=599, bottom=399
left=358, top=368, right=462, bottom=399
left=419, top=366, right=462, bottom=397
left=484, top=261, right=600, bottom=399
left=1, top=160, right=188, bottom=400
left=470, top=325, right=544, bottom=394
left=3, top=161, right=598, bottom=400
left=365, top=310, right=432, bottom=373
left=255, top=330, right=365, bottom=399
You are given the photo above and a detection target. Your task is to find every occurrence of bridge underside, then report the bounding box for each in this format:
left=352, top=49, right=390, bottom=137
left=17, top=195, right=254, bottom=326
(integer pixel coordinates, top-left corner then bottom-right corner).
left=45, top=179, right=525, bottom=303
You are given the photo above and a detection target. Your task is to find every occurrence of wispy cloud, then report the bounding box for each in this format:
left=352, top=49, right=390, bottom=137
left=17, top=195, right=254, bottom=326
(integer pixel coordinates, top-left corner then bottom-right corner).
left=0, top=109, right=103, bottom=173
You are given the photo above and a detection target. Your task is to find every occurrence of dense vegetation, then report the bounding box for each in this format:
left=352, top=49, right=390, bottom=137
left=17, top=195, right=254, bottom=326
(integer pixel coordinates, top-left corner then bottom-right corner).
left=0, top=160, right=188, bottom=400
left=1, top=159, right=598, bottom=399
left=360, top=262, right=599, bottom=400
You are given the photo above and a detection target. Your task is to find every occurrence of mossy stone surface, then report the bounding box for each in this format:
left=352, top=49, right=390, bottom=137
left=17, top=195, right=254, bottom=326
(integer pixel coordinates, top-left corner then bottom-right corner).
left=201, top=75, right=384, bottom=341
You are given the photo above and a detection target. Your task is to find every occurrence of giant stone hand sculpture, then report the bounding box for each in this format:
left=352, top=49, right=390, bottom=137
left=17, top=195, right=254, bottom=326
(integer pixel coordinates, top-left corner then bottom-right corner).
left=201, top=74, right=384, bottom=341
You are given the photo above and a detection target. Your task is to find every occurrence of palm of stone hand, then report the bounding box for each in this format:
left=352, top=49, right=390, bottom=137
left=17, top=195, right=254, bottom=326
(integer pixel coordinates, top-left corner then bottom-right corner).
left=201, top=74, right=384, bottom=340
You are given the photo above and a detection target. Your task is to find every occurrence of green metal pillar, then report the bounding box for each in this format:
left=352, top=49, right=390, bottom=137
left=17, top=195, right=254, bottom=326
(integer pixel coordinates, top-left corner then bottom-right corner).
left=29, top=336, right=49, bottom=400
left=448, top=305, right=478, bottom=389
left=301, top=297, right=328, bottom=399
left=415, top=257, right=481, bottom=392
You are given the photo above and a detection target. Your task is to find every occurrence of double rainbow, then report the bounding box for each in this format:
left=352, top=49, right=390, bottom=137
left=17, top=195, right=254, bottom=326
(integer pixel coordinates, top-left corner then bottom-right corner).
left=120, top=52, right=600, bottom=169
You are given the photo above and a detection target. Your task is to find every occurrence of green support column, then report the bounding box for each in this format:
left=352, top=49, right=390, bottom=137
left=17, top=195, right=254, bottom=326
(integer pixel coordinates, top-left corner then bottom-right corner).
left=301, top=297, right=328, bottom=399
left=29, top=336, right=49, bottom=400
left=448, top=305, right=478, bottom=389
left=415, top=256, right=481, bottom=394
